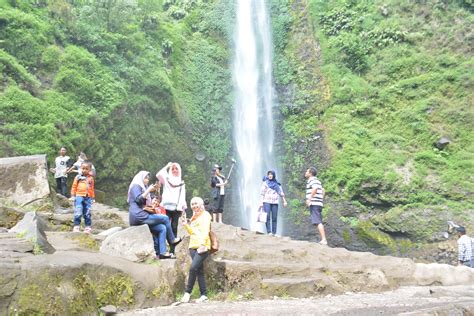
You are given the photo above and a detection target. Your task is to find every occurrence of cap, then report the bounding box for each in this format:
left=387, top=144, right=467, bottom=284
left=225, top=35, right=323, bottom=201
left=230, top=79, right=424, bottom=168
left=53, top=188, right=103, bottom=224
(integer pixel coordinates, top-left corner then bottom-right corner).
left=214, top=164, right=222, bottom=171
left=456, top=226, right=466, bottom=234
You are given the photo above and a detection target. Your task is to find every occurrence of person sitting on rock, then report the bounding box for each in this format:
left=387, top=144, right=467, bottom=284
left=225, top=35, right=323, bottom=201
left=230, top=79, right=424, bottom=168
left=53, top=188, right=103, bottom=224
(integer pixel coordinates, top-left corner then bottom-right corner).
left=180, top=197, right=212, bottom=303
left=128, top=171, right=182, bottom=259
left=71, top=161, right=95, bottom=233
left=456, top=226, right=473, bottom=268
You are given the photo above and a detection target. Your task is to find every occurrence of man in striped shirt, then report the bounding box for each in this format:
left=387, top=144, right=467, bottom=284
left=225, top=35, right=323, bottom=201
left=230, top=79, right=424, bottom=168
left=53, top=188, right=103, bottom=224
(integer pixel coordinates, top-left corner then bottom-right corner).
left=305, top=167, right=327, bottom=245
left=456, top=226, right=473, bottom=268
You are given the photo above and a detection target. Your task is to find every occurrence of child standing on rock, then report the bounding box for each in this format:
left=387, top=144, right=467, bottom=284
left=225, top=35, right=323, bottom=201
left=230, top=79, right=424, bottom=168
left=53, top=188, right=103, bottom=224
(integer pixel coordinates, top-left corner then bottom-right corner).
left=71, top=161, right=95, bottom=233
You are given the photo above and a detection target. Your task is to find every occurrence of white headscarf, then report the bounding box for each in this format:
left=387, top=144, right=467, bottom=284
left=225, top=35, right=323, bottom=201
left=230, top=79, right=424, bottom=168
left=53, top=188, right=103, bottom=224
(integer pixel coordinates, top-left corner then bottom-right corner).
left=156, top=163, right=187, bottom=211
left=167, top=163, right=183, bottom=187
left=127, top=171, right=150, bottom=204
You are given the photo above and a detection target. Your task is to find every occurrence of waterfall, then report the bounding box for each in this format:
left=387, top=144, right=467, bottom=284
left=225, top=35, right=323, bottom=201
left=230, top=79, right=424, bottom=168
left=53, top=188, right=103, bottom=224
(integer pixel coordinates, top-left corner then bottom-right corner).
left=232, top=0, right=278, bottom=232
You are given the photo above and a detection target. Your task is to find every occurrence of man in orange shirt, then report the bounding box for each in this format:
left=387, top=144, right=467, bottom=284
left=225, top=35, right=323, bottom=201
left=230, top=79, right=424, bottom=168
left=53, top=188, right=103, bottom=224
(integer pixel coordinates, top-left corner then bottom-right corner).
left=71, top=162, right=95, bottom=233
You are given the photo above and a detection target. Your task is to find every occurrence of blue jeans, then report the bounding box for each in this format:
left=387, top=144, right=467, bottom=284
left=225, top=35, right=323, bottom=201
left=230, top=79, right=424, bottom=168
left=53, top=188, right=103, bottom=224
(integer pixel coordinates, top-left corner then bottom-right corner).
left=142, top=214, right=176, bottom=255
left=186, top=249, right=209, bottom=295
left=148, top=223, right=167, bottom=255
left=263, top=203, right=278, bottom=234
left=74, top=196, right=92, bottom=226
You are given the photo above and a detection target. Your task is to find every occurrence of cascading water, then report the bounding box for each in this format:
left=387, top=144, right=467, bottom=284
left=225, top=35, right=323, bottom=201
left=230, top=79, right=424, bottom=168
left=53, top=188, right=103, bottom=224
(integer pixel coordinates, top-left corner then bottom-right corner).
left=232, top=0, right=279, bottom=232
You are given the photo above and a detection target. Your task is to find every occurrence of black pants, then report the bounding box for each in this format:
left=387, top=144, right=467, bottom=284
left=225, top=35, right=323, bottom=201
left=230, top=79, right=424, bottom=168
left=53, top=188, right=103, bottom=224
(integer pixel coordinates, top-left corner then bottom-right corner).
left=212, top=194, right=225, bottom=213
left=166, top=210, right=181, bottom=254
left=56, top=177, right=68, bottom=197
left=186, top=249, right=209, bottom=295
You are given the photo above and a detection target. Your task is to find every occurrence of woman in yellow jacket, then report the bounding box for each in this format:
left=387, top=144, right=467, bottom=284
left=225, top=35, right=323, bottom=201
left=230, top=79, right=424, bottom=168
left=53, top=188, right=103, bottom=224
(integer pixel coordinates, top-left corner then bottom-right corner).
left=180, top=197, right=212, bottom=303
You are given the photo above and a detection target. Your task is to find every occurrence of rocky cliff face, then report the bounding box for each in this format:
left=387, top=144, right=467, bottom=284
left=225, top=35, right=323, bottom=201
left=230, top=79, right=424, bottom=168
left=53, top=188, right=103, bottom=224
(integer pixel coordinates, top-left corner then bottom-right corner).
left=271, top=0, right=473, bottom=262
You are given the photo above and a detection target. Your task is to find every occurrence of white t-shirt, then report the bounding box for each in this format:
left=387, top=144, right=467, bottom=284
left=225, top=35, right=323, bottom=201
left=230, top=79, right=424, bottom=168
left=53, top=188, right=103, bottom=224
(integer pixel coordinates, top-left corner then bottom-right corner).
left=54, top=156, right=71, bottom=178
left=216, top=175, right=225, bottom=195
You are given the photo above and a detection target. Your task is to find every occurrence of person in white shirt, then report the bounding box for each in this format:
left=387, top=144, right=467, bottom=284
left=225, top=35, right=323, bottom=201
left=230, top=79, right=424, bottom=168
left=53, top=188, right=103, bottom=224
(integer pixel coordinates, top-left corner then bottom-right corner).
left=156, top=162, right=187, bottom=257
left=305, top=167, right=327, bottom=245
left=67, top=152, right=96, bottom=177
left=456, top=226, right=473, bottom=268
left=49, top=147, right=72, bottom=197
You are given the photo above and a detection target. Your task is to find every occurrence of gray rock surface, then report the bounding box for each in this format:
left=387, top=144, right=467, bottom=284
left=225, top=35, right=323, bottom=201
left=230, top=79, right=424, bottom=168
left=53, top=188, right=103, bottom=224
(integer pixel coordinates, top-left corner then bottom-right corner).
left=121, top=285, right=474, bottom=315
left=98, top=227, right=123, bottom=237
left=204, top=223, right=474, bottom=298
left=2, top=250, right=181, bottom=314
left=100, top=225, right=155, bottom=262
left=9, top=211, right=55, bottom=254
left=100, top=304, right=118, bottom=315
left=0, top=155, right=50, bottom=206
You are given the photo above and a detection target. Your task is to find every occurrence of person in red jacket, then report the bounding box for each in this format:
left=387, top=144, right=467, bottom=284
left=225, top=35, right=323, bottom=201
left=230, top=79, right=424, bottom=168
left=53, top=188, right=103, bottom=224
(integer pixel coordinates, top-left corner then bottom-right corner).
left=71, top=161, right=95, bottom=233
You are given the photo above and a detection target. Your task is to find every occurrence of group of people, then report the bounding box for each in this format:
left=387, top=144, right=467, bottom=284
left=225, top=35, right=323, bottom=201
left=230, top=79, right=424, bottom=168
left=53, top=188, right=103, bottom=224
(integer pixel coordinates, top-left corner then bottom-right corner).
left=48, top=147, right=472, bottom=306
left=208, top=164, right=327, bottom=245
left=257, top=167, right=327, bottom=245
left=128, top=163, right=212, bottom=303
left=49, top=147, right=96, bottom=233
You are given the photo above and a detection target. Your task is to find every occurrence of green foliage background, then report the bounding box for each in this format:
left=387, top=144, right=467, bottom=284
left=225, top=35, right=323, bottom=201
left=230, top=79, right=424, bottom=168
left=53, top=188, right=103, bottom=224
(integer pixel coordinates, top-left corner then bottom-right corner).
left=274, top=0, right=473, bottom=246
left=0, top=0, right=472, bottom=248
left=0, top=0, right=234, bottom=205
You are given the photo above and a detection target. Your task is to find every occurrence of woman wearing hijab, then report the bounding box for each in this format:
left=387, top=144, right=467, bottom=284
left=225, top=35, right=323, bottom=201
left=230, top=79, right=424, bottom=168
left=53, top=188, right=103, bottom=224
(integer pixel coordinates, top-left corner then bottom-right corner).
left=180, top=197, right=212, bottom=303
left=259, top=170, right=287, bottom=236
left=156, top=162, right=187, bottom=256
left=128, top=171, right=182, bottom=259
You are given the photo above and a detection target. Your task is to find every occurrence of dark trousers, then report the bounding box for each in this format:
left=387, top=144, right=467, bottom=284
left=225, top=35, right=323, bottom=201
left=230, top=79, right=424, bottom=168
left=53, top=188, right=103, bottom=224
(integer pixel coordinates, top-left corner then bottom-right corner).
left=56, top=177, right=68, bottom=197
left=263, top=202, right=278, bottom=234
left=185, top=249, right=209, bottom=296
left=166, top=210, right=181, bottom=254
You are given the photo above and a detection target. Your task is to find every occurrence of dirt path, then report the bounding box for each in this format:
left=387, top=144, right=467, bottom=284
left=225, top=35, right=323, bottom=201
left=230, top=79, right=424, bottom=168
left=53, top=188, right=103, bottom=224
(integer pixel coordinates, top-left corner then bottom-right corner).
left=122, top=285, right=474, bottom=315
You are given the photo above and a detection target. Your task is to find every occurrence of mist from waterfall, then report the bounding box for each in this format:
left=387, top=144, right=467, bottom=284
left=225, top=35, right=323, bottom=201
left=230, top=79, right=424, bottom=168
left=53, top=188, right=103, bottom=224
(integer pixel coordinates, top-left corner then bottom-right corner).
left=232, top=0, right=279, bottom=232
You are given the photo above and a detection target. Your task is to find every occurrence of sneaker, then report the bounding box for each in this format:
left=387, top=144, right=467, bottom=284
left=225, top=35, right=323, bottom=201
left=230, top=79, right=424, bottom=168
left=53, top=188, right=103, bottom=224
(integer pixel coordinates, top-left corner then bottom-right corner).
left=196, top=295, right=208, bottom=303
left=319, top=239, right=328, bottom=245
left=268, top=233, right=273, bottom=236
left=72, top=226, right=80, bottom=233
left=171, top=237, right=183, bottom=246
left=158, top=253, right=176, bottom=260
left=181, top=292, right=191, bottom=303
left=84, top=226, right=92, bottom=234
left=274, top=234, right=281, bottom=237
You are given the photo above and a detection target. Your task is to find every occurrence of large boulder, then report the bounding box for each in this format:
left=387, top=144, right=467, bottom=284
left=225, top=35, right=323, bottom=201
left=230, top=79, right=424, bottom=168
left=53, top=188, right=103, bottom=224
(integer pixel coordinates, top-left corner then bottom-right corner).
left=0, top=155, right=50, bottom=206
left=9, top=211, right=55, bottom=254
left=2, top=250, right=183, bottom=314
left=100, top=225, right=155, bottom=262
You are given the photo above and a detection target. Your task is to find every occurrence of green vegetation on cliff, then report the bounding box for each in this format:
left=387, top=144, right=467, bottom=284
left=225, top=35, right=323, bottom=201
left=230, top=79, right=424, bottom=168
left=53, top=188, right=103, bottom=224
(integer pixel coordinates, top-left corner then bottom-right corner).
left=1, top=0, right=472, bottom=248
left=276, top=0, right=473, bottom=243
left=0, top=0, right=234, bottom=205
